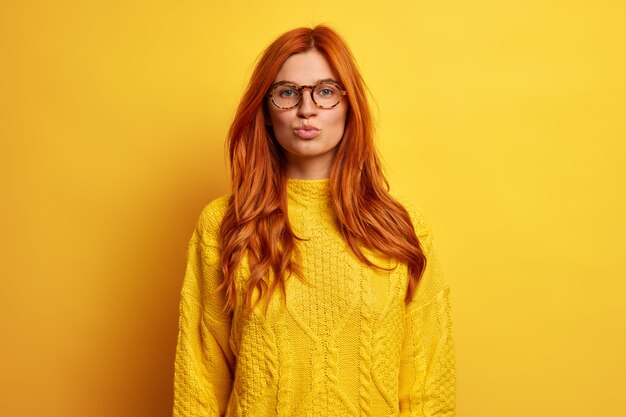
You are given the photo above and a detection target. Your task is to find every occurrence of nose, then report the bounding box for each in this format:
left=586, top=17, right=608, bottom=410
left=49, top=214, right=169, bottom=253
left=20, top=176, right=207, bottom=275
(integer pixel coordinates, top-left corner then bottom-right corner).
left=296, top=88, right=319, bottom=118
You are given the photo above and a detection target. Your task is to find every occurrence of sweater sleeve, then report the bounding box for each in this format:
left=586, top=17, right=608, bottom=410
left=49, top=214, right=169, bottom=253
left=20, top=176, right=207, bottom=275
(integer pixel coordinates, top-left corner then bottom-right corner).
left=173, top=200, right=235, bottom=417
left=398, top=208, right=456, bottom=416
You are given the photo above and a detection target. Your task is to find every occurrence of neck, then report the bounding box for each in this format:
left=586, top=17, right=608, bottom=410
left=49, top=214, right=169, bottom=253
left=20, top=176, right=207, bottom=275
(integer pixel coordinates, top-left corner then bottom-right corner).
left=284, top=151, right=334, bottom=180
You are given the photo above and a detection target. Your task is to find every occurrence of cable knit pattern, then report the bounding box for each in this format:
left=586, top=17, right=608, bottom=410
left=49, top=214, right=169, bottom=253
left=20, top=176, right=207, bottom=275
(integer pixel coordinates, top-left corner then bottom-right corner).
left=359, top=264, right=373, bottom=416
left=173, top=179, right=456, bottom=416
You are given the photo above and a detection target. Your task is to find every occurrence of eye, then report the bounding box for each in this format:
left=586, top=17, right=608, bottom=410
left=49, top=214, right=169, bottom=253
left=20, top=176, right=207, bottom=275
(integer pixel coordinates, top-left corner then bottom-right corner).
left=278, top=87, right=299, bottom=98
left=315, top=84, right=339, bottom=97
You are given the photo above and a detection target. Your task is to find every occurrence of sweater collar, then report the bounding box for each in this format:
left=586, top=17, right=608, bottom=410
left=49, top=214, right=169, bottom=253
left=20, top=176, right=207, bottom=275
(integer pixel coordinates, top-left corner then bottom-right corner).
left=286, top=178, right=331, bottom=205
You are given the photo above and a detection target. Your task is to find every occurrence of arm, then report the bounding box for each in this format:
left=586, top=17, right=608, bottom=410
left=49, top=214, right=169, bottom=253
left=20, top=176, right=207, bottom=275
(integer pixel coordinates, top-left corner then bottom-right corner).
left=398, top=211, right=456, bottom=416
left=173, top=201, right=235, bottom=417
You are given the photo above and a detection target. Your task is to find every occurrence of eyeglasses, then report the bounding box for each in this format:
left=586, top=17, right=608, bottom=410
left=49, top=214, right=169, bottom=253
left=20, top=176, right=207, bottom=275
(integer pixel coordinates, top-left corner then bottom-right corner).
left=267, top=80, right=347, bottom=109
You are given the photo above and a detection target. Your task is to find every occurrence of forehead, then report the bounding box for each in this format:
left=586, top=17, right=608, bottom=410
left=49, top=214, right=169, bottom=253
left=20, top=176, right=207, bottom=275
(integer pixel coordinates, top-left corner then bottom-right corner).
left=273, top=49, right=337, bottom=85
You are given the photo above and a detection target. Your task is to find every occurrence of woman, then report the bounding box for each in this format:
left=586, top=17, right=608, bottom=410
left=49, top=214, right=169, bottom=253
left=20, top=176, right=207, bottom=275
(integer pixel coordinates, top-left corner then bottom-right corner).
left=173, top=25, right=455, bottom=416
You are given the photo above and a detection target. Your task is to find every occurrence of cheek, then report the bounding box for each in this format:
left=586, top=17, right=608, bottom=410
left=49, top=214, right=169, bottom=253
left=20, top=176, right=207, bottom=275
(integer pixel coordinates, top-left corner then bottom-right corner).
left=268, top=109, right=291, bottom=130
left=329, top=108, right=349, bottom=132
left=268, top=113, right=294, bottom=147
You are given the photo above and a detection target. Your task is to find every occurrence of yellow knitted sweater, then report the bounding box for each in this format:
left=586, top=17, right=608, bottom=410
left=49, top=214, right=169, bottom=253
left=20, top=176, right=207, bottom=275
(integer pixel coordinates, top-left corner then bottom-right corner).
left=173, top=179, right=455, bottom=416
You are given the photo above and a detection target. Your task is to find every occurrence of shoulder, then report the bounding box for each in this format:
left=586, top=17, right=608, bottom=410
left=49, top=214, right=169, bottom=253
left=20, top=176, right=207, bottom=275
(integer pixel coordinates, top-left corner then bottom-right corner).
left=194, top=194, right=232, bottom=245
left=198, top=194, right=231, bottom=227
left=389, top=192, right=433, bottom=240
left=390, top=193, right=449, bottom=306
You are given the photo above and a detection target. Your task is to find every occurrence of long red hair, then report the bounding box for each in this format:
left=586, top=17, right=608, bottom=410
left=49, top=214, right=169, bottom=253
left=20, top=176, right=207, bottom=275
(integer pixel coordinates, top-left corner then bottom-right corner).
left=218, top=25, right=426, bottom=311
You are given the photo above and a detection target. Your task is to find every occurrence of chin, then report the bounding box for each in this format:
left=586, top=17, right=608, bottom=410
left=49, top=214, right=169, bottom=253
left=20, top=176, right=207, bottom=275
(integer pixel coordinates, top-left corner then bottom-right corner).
left=292, top=143, right=337, bottom=156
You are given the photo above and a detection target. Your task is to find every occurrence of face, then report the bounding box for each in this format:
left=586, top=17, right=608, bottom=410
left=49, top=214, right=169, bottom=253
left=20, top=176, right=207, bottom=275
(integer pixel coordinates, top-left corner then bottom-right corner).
left=267, top=49, right=348, bottom=179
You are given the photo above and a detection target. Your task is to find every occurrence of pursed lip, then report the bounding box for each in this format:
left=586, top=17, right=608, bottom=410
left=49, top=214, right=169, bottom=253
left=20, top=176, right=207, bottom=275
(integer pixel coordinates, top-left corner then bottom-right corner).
left=293, top=125, right=321, bottom=139
left=293, top=124, right=320, bottom=131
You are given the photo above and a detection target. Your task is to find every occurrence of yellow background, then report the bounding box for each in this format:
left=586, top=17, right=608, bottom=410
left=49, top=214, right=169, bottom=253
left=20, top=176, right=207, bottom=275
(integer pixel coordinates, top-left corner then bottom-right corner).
left=1, top=1, right=624, bottom=416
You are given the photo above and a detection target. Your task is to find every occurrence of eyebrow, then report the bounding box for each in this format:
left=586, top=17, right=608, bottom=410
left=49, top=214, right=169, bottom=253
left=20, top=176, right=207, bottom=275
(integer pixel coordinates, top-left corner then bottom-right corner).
left=271, top=78, right=340, bottom=87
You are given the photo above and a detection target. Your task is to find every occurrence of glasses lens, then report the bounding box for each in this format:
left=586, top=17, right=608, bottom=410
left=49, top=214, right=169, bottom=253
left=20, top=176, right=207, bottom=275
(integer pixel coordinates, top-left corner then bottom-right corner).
left=272, top=84, right=300, bottom=108
left=270, top=82, right=344, bottom=109
left=313, top=83, right=342, bottom=108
